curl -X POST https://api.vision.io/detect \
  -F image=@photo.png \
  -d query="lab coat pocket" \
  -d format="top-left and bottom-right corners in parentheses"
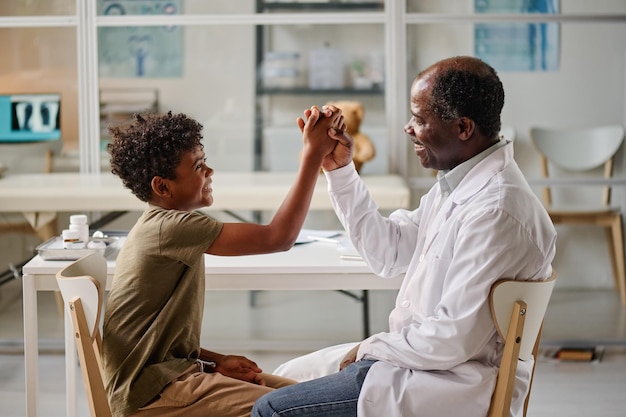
top-left (414, 253), bottom-right (451, 314)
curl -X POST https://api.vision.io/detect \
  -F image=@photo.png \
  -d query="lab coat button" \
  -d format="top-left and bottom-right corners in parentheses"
top-left (419, 254), bottom-right (425, 262)
top-left (401, 299), bottom-right (410, 308)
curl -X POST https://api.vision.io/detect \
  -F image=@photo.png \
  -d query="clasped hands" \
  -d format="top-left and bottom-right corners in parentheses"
top-left (297, 104), bottom-right (355, 172)
top-left (212, 354), bottom-right (267, 386)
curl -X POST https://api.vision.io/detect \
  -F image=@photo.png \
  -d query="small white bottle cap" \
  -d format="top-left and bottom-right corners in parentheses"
top-left (62, 229), bottom-right (85, 249)
top-left (70, 214), bottom-right (88, 225)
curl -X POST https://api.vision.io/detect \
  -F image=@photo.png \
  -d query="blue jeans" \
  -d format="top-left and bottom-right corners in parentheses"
top-left (251, 360), bottom-right (376, 417)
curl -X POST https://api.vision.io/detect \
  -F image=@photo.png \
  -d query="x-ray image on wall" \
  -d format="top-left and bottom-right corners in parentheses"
top-left (11, 96), bottom-right (60, 133)
top-left (0, 94), bottom-right (61, 142)
top-left (97, 0), bottom-right (183, 78)
top-left (474, 0), bottom-right (559, 72)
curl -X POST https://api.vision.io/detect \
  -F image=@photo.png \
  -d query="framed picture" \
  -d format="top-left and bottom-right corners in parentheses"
top-left (98, 0), bottom-right (183, 78)
top-left (474, 0), bottom-right (560, 72)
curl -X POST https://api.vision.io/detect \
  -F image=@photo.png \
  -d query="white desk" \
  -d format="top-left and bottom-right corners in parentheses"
top-left (22, 241), bottom-right (404, 417)
top-left (0, 171), bottom-right (410, 212)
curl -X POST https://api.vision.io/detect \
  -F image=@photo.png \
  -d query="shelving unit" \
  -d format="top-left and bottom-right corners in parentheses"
top-left (253, 0), bottom-right (385, 171)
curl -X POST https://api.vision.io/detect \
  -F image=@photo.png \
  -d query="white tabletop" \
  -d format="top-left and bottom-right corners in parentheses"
top-left (0, 171), bottom-right (410, 212)
top-left (22, 238), bottom-right (404, 291)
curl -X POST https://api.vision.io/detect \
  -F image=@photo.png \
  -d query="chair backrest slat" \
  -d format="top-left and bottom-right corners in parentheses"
top-left (490, 272), bottom-right (557, 360)
top-left (488, 270), bottom-right (557, 417)
top-left (56, 253), bottom-right (111, 417)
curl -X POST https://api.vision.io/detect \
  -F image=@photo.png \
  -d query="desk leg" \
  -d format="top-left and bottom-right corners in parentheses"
top-left (22, 274), bottom-right (38, 417)
top-left (362, 290), bottom-right (370, 339)
top-left (337, 290), bottom-right (371, 338)
top-left (64, 303), bottom-right (78, 417)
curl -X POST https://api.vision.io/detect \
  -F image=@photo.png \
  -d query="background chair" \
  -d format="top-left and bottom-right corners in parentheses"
top-left (488, 271), bottom-right (558, 417)
top-left (56, 253), bottom-right (111, 417)
top-left (530, 125), bottom-right (626, 307)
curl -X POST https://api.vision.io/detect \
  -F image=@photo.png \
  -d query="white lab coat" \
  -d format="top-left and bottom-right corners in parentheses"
top-left (325, 142), bottom-right (556, 417)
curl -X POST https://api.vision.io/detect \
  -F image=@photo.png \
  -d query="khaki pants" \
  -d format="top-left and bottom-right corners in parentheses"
top-left (131, 364), bottom-right (296, 417)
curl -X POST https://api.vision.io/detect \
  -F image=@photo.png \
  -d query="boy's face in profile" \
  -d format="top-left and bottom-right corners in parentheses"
top-left (166, 145), bottom-right (214, 211)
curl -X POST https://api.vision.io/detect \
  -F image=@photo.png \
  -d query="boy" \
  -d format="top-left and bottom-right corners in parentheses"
top-left (102, 108), bottom-right (345, 417)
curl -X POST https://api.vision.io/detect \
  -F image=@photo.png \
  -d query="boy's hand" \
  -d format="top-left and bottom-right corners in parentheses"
top-left (299, 106), bottom-right (344, 164)
top-left (296, 105), bottom-right (345, 132)
top-left (214, 354), bottom-right (266, 386)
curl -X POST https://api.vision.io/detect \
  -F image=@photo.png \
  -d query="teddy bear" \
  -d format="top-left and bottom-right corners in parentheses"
top-left (326, 100), bottom-right (376, 173)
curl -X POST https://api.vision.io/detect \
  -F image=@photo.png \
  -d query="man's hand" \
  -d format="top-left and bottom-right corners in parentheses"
top-left (339, 343), bottom-right (361, 371)
top-left (297, 105), bottom-right (354, 172)
top-left (214, 354), bottom-right (266, 386)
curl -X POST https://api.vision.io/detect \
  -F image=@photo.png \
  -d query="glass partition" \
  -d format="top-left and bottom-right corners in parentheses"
top-left (97, 17), bottom-right (388, 175)
top-left (257, 23), bottom-right (386, 174)
top-left (406, 18), bottom-right (626, 172)
top-left (0, 27), bottom-right (78, 174)
top-left (98, 24), bottom-right (257, 172)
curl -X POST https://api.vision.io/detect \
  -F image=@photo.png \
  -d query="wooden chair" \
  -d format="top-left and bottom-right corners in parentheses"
top-left (56, 252), bottom-right (112, 417)
top-left (530, 125), bottom-right (626, 306)
top-left (487, 271), bottom-right (557, 417)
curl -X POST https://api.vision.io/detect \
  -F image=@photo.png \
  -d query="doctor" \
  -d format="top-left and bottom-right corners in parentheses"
top-left (252, 56), bottom-right (557, 417)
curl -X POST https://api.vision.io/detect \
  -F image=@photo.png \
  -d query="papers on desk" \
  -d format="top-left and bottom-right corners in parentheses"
top-left (336, 237), bottom-right (363, 261)
top-left (295, 229), bottom-right (341, 244)
top-left (295, 229), bottom-right (363, 261)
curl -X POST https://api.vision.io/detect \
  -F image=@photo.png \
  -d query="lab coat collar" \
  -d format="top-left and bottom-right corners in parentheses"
top-left (422, 140), bottom-right (514, 256)
top-left (449, 140), bottom-right (514, 207)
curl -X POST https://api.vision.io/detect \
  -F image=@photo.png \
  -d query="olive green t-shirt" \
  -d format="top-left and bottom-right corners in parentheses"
top-left (102, 206), bottom-right (223, 417)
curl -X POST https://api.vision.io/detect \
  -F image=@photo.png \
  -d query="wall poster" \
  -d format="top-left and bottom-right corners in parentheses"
top-left (98, 0), bottom-right (183, 78)
top-left (474, 0), bottom-right (559, 72)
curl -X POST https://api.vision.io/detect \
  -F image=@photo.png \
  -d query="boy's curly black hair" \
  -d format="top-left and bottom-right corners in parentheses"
top-left (107, 111), bottom-right (204, 202)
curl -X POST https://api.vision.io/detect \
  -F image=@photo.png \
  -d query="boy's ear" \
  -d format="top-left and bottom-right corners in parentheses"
top-left (151, 176), bottom-right (171, 198)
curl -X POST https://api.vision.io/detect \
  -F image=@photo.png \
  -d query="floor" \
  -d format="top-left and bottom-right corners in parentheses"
top-left (1, 261), bottom-right (626, 416)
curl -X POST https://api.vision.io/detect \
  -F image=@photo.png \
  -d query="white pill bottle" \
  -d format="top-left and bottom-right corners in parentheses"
top-left (69, 214), bottom-right (89, 245)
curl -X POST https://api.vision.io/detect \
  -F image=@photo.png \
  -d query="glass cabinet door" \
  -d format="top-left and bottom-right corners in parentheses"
top-left (0, 0), bottom-right (78, 174)
top-left (256, 21), bottom-right (386, 174)
top-left (96, 1), bottom-right (388, 176)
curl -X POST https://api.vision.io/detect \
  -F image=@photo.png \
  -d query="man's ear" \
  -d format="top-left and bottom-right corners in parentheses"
top-left (151, 176), bottom-right (171, 198)
top-left (457, 117), bottom-right (475, 141)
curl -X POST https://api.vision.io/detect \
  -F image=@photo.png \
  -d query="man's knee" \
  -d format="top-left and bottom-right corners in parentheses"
top-left (251, 392), bottom-right (275, 417)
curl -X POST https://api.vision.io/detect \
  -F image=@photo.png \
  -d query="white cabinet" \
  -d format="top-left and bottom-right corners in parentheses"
top-left (254, 1), bottom-right (386, 171)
